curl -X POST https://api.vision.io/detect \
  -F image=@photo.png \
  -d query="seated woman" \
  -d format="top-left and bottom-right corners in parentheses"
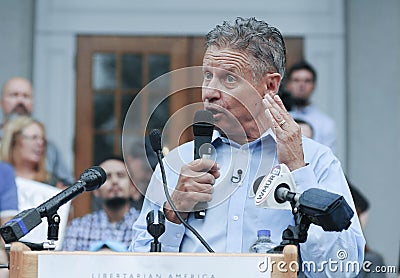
top-left (0, 116), bottom-right (59, 187)
top-left (0, 116), bottom-right (70, 250)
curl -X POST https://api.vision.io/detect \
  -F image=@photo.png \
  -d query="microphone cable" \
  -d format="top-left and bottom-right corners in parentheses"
top-left (149, 129), bottom-right (214, 253)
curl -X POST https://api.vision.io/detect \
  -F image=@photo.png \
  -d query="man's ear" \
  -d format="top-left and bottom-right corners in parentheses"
top-left (265, 73), bottom-right (282, 96)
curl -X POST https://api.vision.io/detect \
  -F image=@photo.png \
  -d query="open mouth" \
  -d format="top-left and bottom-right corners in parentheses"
top-left (205, 105), bottom-right (224, 117)
top-left (206, 109), bottom-right (223, 121)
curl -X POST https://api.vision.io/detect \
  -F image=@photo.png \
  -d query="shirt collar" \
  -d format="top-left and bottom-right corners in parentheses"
top-left (211, 128), bottom-right (277, 147)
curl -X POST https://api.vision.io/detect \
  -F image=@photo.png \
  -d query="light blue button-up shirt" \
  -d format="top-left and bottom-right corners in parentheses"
top-left (130, 129), bottom-right (364, 277)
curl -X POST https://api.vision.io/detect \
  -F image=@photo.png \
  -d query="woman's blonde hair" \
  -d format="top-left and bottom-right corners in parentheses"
top-left (0, 116), bottom-right (49, 182)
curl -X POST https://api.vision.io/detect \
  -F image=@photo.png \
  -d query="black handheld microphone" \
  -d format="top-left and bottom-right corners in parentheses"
top-left (193, 110), bottom-right (214, 160)
top-left (0, 166), bottom-right (107, 243)
top-left (149, 129), bottom-right (214, 252)
top-left (192, 110), bottom-right (214, 219)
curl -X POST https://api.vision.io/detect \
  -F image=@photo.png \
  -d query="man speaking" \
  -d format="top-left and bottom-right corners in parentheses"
top-left (130, 17), bottom-right (365, 277)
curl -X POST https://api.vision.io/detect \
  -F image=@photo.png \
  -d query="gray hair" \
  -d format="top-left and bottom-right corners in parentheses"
top-left (206, 17), bottom-right (286, 81)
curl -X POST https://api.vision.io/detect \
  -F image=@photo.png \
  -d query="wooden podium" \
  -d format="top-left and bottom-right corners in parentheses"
top-left (9, 242), bottom-right (297, 278)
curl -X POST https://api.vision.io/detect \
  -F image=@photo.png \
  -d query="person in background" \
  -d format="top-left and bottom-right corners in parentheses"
top-left (294, 118), bottom-right (314, 139)
top-left (0, 77), bottom-right (74, 186)
top-left (0, 162), bottom-right (18, 225)
top-left (348, 183), bottom-right (387, 278)
top-left (0, 116), bottom-right (60, 186)
top-left (62, 156), bottom-right (140, 251)
top-left (130, 17), bottom-right (364, 277)
top-left (125, 137), bottom-right (155, 210)
top-left (285, 61), bottom-right (337, 151)
top-left (0, 162), bottom-right (18, 278)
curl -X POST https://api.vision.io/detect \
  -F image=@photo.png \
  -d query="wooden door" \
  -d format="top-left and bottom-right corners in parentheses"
top-left (74, 36), bottom-right (205, 217)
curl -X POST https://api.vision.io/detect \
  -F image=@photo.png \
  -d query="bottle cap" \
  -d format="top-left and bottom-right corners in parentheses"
top-left (257, 229), bottom-right (271, 237)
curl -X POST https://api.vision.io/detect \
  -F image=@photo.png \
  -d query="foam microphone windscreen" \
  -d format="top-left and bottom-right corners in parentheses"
top-left (149, 129), bottom-right (162, 152)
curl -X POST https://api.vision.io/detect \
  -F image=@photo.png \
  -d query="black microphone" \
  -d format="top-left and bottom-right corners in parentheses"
top-left (252, 164), bottom-right (354, 247)
top-left (252, 175), bottom-right (354, 232)
top-left (275, 186), bottom-right (300, 204)
top-left (149, 129), bottom-right (162, 156)
top-left (0, 167), bottom-right (107, 243)
top-left (37, 166), bottom-right (106, 217)
top-left (192, 110), bottom-right (214, 219)
top-left (193, 110), bottom-right (214, 160)
top-left (149, 129), bottom-right (214, 252)
top-left (276, 187), bottom-right (354, 232)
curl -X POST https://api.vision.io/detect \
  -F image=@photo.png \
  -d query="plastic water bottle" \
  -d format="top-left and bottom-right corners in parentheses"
top-left (249, 229), bottom-right (277, 253)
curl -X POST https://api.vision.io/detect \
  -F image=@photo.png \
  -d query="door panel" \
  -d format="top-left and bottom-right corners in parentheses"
top-left (75, 36), bottom-right (203, 217)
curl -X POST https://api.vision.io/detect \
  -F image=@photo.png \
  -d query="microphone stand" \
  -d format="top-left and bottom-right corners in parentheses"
top-left (151, 237), bottom-right (161, 252)
top-left (280, 207), bottom-right (311, 246)
top-left (146, 210), bottom-right (165, 252)
top-left (25, 211), bottom-right (60, 251)
top-left (23, 210), bottom-right (60, 251)
top-left (0, 212), bottom-right (59, 271)
top-left (46, 212), bottom-right (60, 242)
top-left (270, 200), bottom-right (311, 253)
top-left (3, 211), bottom-right (60, 252)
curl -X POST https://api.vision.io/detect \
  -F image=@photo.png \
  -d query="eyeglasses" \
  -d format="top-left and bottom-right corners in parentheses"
top-left (20, 134), bottom-right (47, 144)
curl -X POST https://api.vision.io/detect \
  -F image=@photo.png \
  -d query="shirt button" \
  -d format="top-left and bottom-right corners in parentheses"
top-left (176, 233), bottom-right (181, 238)
top-left (233, 215), bottom-right (239, 221)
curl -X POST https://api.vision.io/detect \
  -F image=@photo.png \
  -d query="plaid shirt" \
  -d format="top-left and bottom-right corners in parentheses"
top-left (62, 207), bottom-right (139, 251)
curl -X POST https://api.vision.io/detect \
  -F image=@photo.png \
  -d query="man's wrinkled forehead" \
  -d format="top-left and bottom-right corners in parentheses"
top-left (203, 46), bottom-right (252, 74)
